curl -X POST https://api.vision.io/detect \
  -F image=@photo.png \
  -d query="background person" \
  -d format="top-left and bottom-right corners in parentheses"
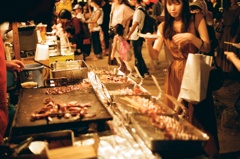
top-left (101, 0), bottom-right (111, 56)
top-left (108, 0), bottom-right (134, 65)
top-left (127, 0), bottom-right (150, 78)
top-left (73, 4), bottom-right (85, 21)
top-left (217, 0), bottom-right (240, 73)
top-left (85, 0), bottom-right (104, 60)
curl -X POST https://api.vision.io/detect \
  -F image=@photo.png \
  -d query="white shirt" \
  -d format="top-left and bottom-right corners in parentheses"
top-left (130, 6), bottom-right (145, 40)
top-left (110, 3), bottom-right (134, 27)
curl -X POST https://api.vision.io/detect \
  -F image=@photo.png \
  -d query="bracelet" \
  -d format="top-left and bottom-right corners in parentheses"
top-left (199, 39), bottom-right (204, 51)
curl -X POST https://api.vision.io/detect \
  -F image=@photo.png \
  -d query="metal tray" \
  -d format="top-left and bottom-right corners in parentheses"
top-left (113, 96), bottom-right (175, 121)
top-left (98, 74), bottom-right (134, 84)
top-left (50, 60), bottom-right (88, 82)
top-left (10, 87), bottom-right (113, 137)
top-left (128, 113), bottom-right (209, 155)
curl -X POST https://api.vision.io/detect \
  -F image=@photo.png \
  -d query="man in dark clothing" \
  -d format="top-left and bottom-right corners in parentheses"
top-left (101, 0), bottom-right (111, 55)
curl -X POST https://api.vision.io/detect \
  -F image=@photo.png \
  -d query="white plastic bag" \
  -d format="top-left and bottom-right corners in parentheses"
top-left (178, 53), bottom-right (213, 104)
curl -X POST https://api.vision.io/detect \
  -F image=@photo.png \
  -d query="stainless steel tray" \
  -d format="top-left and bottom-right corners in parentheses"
top-left (107, 84), bottom-right (151, 96)
top-left (113, 96), bottom-right (175, 122)
top-left (114, 96), bottom-right (174, 114)
top-left (128, 113), bottom-right (209, 155)
top-left (98, 74), bottom-right (134, 84)
top-left (50, 60), bottom-right (88, 82)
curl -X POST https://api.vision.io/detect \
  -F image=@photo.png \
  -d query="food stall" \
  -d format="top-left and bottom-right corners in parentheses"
top-left (1, 54), bottom-right (210, 159)
top-left (0, 15), bottom-right (209, 158)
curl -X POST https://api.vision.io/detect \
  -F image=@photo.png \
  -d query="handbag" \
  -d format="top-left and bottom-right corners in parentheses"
top-left (178, 53), bottom-right (213, 104)
top-left (208, 56), bottom-right (224, 91)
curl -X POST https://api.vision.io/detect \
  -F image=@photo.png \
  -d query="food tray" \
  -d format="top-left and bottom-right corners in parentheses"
top-left (128, 113), bottom-right (209, 156)
top-left (113, 96), bottom-right (175, 121)
top-left (108, 84), bottom-right (150, 95)
top-left (50, 60), bottom-right (88, 82)
top-left (97, 74), bottom-right (134, 84)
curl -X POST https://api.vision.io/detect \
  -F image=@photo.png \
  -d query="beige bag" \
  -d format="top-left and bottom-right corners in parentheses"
top-left (178, 53), bottom-right (213, 104)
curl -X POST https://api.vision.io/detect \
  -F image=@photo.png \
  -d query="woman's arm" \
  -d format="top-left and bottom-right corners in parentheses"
top-left (123, 15), bottom-right (133, 36)
top-left (146, 28), bottom-right (164, 60)
top-left (172, 14), bottom-right (211, 53)
top-left (195, 15), bottom-right (211, 53)
top-left (126, 21), bottom-right (138, 39)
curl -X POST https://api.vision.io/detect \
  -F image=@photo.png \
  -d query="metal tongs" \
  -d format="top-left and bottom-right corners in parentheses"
top-left (134, 66), bottom-right (143, 86)
top-left (101, 83), bottom-right (113, 105)
top-left (151, 75), bottom-right (162, 100)
top-left (166, 95), bottom-right (187, 118)
top-left (0, 136), bottom-right (35, 158)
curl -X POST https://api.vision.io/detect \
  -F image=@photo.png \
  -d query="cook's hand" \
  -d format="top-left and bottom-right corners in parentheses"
top-left (6, 60), bottom-right (25, 72)
top-left (224, 51), bottom-right (237, 61)
top-left (172, 33), bottom-right (192, 46)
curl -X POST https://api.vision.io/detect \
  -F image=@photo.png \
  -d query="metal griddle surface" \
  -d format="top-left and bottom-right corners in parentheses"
top-left (11, 87), bottom-right (112, 136)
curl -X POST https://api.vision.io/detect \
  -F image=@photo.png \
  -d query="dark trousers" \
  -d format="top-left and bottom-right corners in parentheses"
top-left (132, 38), bottom-right (149, 76)
top-left (91, 31), bottom-right (102, 55)
top-left (102, 28), bottom-right (110, 49)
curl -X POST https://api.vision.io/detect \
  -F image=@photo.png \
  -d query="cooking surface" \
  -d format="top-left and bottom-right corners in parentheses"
top-left (11, 87), bottom-right (112, 136)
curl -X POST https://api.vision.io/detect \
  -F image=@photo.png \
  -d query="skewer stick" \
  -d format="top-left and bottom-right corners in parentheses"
top-left (224, 41), bottom-right (235, 45)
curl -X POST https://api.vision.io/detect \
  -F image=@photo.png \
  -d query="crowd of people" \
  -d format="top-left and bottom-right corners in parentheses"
top-left (0, 0), bottom-right (239, 158)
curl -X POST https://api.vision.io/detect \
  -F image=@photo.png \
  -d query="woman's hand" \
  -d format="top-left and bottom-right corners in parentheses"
top-left (172, 33), bottom-right (193, 46)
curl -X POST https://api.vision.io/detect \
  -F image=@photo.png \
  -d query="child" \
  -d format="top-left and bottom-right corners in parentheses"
top-left (110, 24), bottom-right (132, 74)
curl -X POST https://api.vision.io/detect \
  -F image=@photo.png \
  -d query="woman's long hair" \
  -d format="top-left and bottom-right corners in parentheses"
top-left (163, 0), bottom-right (191, 40)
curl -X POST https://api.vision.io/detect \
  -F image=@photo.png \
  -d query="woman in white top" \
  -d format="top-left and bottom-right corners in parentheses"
top-left (86, 0), bottom-right (104, 59)
top-left (110, 0), bottom-right (134, 35)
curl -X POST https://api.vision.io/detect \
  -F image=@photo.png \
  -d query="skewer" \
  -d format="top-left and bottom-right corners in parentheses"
top-left (224, 41), bottom-right (235, 45)
top-left (224, 41), bottom-right (240, 48)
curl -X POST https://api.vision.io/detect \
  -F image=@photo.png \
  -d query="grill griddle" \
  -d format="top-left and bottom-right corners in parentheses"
top-left (11, 87), bottom-right (112, 136)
